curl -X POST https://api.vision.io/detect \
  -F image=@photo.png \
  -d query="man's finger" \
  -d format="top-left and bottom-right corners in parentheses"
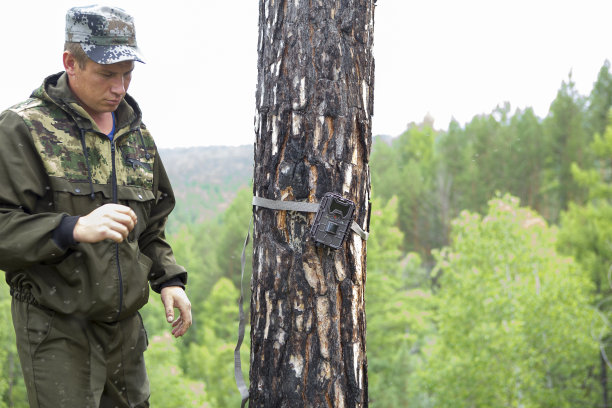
top-left (107, 211), bottom-right (136, 232)
top-left (160, 287), bottom-right (192, 337)
top-left (176, 307), bottom-right (192, 337)
top-left (171, 316), bottom-right (182, 336)
top-left (118, 206), bottom-right (138, 225)
top-left (172, 316), bottom-right (189, 337)
top-left (178, 301), bottom-right (192, 323)
top-left (160, 292), bottom-right (175, 322)
top-left (166, 306), bottom-right (174, 323)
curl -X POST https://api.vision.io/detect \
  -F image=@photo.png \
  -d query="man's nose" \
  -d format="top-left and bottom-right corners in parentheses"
top-left (110, 77), bottom-right (126, 95)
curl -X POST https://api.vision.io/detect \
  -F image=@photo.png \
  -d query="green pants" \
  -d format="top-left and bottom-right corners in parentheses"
top-left (11, 299), bottom-right (150, 408)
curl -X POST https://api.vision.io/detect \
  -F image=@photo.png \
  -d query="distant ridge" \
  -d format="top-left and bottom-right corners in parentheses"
top-left (159, 145), bottom-right (253, 232)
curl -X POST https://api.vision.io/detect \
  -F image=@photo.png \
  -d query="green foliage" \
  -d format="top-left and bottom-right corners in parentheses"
top-left (366, 196), bottom-right (404, 275)
top-left (146, 333), bottom-right (208, 408)
top-left (197, 277), bottom-right (241, 344)
top-left (558, 203), bottom-right (612, 295)
top-left (395, 123), bottom-right (442, 256)
top-left (185, 278), bottom-right (249, 407)
top-left (558, 119), bottom-right (612, 401)
top-left (586, 60), bottom-right (612, 138)
top-left (168, 219), bottom-right (224, 310)
top-left (438, 118), bottom-right (479, 216)
top-left (423, 195), bottom-right (597, 407)
top-left (135, 186), bottom-right (254, 407)
top-left (370, 136), bottom-right (400, 202)
top-left (366, 195), bottom-right (434, 407)
top-left (367, 256), bottom-right (431, 406)
top-left (214, 187), bottom-right (254, 290)
top-left (506, 107), bottom-right (546, 210)
top-left (542, 72), bottom-right (590, 221)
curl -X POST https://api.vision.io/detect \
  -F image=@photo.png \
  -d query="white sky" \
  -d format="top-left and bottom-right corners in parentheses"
top-left (1, 1), bottom-right (611, 148)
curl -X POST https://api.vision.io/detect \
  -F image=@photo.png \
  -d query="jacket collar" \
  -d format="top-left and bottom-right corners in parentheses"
top-left (32, 72), bottom-right (143, 133)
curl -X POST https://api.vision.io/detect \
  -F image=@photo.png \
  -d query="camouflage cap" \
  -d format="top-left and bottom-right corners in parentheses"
top-left (65, 5), bottom-right (144, 64)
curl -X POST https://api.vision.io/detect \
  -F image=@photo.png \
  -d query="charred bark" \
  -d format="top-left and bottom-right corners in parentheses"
top-left (250, 0), bottom-right (375, 407)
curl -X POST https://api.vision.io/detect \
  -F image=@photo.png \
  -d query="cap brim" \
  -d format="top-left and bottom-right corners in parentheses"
top-left (82, 44), bottom-right (145, 65)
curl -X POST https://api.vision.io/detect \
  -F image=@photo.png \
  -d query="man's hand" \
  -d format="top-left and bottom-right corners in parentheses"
top-left (161, 286), bottom-right (192, 338)
top-left (73, 204), bottom-right (137, 243)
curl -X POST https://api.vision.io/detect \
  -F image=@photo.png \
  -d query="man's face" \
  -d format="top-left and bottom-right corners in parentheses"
top-left (67, 57), bottom-right (135, 116)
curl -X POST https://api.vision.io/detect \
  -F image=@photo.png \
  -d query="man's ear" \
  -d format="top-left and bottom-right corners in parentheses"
top-left (63, 51), bottom-right (77, 76)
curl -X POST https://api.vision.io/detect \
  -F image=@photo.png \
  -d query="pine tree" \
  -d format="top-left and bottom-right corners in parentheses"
top-left (542, 72), bottom-right (589, 222)
top-left (586, 60), bottom-right (612, 138)
top-left (249, 0), bottom-right (375, 406)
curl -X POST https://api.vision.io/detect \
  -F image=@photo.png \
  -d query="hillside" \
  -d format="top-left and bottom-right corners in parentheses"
top-left (159, 145), bottom-right (253, 232)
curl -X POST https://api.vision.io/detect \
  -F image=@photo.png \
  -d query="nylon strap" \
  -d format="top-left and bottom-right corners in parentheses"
top-left (234, 217), bottom-right (252, 408)
top-left (234, 196), bottom-right (368, 407)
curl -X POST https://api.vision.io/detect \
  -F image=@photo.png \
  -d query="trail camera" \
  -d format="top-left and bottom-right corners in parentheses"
top-left (310, 192), bottom-right (356, 249)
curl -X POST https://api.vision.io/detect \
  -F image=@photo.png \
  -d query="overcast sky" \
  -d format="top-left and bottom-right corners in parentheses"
top-left (1, 1), bottom-right (612, 148)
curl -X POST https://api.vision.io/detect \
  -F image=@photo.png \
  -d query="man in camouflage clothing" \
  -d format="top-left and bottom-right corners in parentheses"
top-left (0, 5), bottom-right (192, 407)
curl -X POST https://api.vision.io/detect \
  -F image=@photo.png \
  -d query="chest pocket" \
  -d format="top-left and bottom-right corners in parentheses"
top-left (116, 131), bottom-right (155, 190)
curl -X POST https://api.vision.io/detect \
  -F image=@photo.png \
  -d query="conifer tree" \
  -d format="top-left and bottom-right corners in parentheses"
top-left (249, 0), bottom-right (375, 406)
top-left (543, 73), bottom-right (588, 221)
top-left (587, 60), bottom-right (612, 138)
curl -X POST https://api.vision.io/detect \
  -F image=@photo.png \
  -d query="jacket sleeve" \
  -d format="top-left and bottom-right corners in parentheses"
top-left (0, 110), bottom-right (71, 271)
top-left (138, 149), bottom-right (187, 292)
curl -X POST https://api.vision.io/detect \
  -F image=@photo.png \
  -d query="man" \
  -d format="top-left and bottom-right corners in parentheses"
top-left (0, 5), bottom-right (191, 407)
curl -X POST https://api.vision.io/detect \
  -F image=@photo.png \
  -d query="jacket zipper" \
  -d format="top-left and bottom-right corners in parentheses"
top-left (111, 140), bottom-right (124, 320)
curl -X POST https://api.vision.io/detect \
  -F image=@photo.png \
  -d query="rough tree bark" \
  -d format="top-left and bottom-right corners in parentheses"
top-left (250, 0), bottom-right (375, 407)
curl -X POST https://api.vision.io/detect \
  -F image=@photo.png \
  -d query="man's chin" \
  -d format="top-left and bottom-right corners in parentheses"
top-left (103, 100), bottom-right (122, 111)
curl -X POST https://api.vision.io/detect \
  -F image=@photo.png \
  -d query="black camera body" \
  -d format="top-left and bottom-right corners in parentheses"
top-left (310, 192), bottom-right (356, 249)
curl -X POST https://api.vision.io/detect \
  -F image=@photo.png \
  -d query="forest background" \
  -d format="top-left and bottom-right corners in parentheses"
top-left (3, 61), bottom-right (612, 406)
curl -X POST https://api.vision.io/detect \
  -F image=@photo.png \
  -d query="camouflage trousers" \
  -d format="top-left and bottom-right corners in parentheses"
top-left (11, 299), bottom-right (150, 408)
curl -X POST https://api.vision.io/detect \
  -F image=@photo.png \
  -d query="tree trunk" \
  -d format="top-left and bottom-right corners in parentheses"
top-left (250, 0), bottom-right (374, 406)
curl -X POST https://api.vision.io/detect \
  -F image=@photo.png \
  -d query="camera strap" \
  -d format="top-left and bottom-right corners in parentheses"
top-left (251, 196), bottom-right (369, 241)
top-left (234, 196), bottom-right (368, 406)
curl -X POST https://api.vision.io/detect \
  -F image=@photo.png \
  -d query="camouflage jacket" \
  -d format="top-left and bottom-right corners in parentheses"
top-left (0, 72), bottom-right (186, 322)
